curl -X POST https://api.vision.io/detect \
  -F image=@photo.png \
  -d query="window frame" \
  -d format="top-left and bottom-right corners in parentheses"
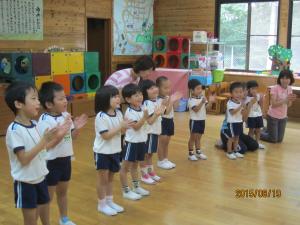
top-left (215, 0), bottom-right (280, 72)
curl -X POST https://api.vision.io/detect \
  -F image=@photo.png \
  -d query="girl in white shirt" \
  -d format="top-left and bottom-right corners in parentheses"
top-left (93, 85), bottom-right (132, 216)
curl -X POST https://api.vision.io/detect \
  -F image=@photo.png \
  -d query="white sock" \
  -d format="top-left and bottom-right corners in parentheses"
top-left (99, 198), bottom-right (106, 208)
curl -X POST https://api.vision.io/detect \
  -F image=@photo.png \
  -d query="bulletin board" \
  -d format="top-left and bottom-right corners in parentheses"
top-left (0, 0), bottom-right (43, 40)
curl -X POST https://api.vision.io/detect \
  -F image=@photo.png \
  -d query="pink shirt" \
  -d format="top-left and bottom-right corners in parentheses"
top-left (268, 85), bottom-right (293, 119)
top-left (104, 68), bottom-right (140, 89)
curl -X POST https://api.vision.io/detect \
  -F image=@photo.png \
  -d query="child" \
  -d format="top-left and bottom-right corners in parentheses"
top-left (225, 82), bottom-right (246, 160)
top-left (120, 83), bottom-right (150, 200)
top-left (187, 79), bottom-right (213, 161)
top-left (246, 80), bottom-right (265, 149)
top-left (156, 76), bottom-right (182, 169)
top-left (5, 81), bottom-right (59, 225)
top-left (139, 79), bottom-right (165, 184)
top-left (261, 70), bottom-right (297, 143)
top-left (37, 82), bottom-right (88, 225)
top-left (93, 85), bottom-right (133, 216)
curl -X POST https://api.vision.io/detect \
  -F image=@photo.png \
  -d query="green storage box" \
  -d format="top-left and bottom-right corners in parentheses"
top-left (84, 52), bottom-right (99, 72)
top-left (181, 53), bottom-right (198, 69)
top-left (85, 71), bottom-right (101, 93)
top-left (153, 35), bottom-right (167, 53)
top-left (212, 69), bottom-right (224, 83)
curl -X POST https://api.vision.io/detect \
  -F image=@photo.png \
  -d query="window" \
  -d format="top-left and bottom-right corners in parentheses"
top-left (288, 0), bottom-right (300, 73)
top-left (217, 0), bottom-right (279, 71)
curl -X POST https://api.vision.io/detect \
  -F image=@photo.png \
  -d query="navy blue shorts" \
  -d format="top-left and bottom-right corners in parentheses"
top-left (123, 142), bottom-right (146, 162)
top-left (46, 156), bottom-right (72, 186)
top-left (161, 118), bottom-right (174, 136)
top-left (14, 179), bottom-right (50, 208)
top-left (228, 122), bottom-right (243, 137)
top-left (189, 120), bottom-right (205, 134)
top-left (94, 152), bottom-right (121, 172)
top-left (146, 134), bottom-right (158, 154)
top-left (247, 116), bottom-right (264, 129)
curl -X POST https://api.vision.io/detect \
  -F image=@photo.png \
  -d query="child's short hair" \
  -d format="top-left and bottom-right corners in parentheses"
top-left (5, 81), bottom-right (36, 115)
top-left (139, 79), bottom-right (156, 101)
top-left (188, 79), bottom-right (202, 90)
top-left (156, 76), bottom-right (168, 87)
top-left (230, 82), bottom-right (244, 93)
top-left (122, 83), bottom-right (141, 103)
top-left (133, 55), bottom-right (155, 74)
top-left (277, 70), bottom-right (295, 85)
top-left (39, 81), bottom-right (64, 109)
top-left (247, 80), bottom-right (259, 90)
top-left (95, 85), bottom-right (119, 113)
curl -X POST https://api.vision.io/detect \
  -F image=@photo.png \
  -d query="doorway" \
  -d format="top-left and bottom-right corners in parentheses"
top-left (87, 18), bottom-right (111, 84)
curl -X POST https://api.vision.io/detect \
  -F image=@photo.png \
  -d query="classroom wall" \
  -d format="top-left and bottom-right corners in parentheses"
top-left (0, 0), bottom-right (138, 73)
top-left (154, 0), bottom-right (290, 47)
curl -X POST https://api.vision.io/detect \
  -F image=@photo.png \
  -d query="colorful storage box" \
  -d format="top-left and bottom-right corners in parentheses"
top-left (53, 74), bottom-right (70, 96)
top-left (32, 53), bottom-right (51, 76)
top-left (167, 53), bottom-right (180, 68)
top-left (35, 75), bottom-right (53, 90)
top-left (12, 53), bottom-right (33, 79)
top-left (189, 72), bottom-right (212, 86)
top-left (51, 52), bottom-right (69, 75)
top-left (0, 53), bottom-right (12, 78)
top-left (85, 71), bottom-right (101, 93)
top-left (70, 73), bottom-right (86, 95)
top-left (153, 35), bottom-right (167, 53)
top-left (153, 53), bottom-right (167, 67)
top-left (212, 69), bottom-right (224, 83)
top-left (84, 52), bottom-right (99, 72)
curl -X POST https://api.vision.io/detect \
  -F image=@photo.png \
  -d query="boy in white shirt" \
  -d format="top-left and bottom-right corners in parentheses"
top-left (120, 83), bottom-right (150, 200)
top-left (246, 80), bottom-right (265, 149)
top-left (5, 81), bottom-right (59, 225)
top-left (37, 82), bottom-right (87, 225)
top-left (187, 79), bottom-right (214, 161)
top-left (226, 82), bottom-right (246, 160)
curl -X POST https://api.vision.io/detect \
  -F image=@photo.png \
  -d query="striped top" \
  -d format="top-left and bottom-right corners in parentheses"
top-left (104, 68), bottom-right (140, 89)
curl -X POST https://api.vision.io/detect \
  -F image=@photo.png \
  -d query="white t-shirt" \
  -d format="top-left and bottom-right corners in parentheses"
top-left (245, 94), bottom-right (262, 118)
top-left (37, 112), bottom-right (74, 160)
top-left (143, 99), bottom-right (162, 135)
top-left (6, 121), bottom-right (48, 184)
top-left (124, 106), bottom-right (147, 143)
top-left (93, 110), bottom-right (123, 154)
top-left (157, 96), bottom-right (174, 119)
top-left (188, 96), bottom-right (207, 120)
top-left (226, 99), bottom-right (243, 123)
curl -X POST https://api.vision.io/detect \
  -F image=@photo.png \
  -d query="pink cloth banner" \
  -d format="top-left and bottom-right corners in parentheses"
top-left (148, 68), bottom-right (190, 98)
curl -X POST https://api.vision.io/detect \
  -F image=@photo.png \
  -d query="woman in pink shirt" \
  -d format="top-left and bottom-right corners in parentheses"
top-left (105, 55), bottom-right (155, 89)
top-left (261, 70), bottom-right (297, 143)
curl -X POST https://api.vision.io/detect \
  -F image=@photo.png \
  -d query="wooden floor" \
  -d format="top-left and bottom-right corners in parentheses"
top-left (1, 113), bottom-right (300, 225)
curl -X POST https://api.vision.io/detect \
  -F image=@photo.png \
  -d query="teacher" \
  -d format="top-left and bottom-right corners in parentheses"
top-left (104, 55), bottom-right (155, 89)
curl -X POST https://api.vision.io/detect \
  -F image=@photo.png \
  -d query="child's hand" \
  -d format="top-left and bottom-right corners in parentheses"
top-left (43, 127), bottom-right (59, 143)
top-left (208, 94), bottom-right (216, 103)
top-left (250, 97), bottom-right (257, 105)
top-left (74, 114), bottom-right (88, 130)
top-left (161, 96), bottom-right (170, 106)
top-left (201, 96), bottom-right (207, 104)
top-left (288, 93), bottom-right (297, 102)
top-left (154, 105), bottom-right (165, 116)
top-left (143, 109), bottom-right (149, 119)
top-left (121, 119), bottom-right (134, 129)
top-left (170, 92), bottom-right (182, 103)
top-left (57, 117), bottom-right (73, 136)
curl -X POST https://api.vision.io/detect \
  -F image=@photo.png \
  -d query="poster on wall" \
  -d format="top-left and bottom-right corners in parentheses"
top-left (0, 0), bottom-right (43, 40)
top-left (113, 0), bottom-right (154, 55)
